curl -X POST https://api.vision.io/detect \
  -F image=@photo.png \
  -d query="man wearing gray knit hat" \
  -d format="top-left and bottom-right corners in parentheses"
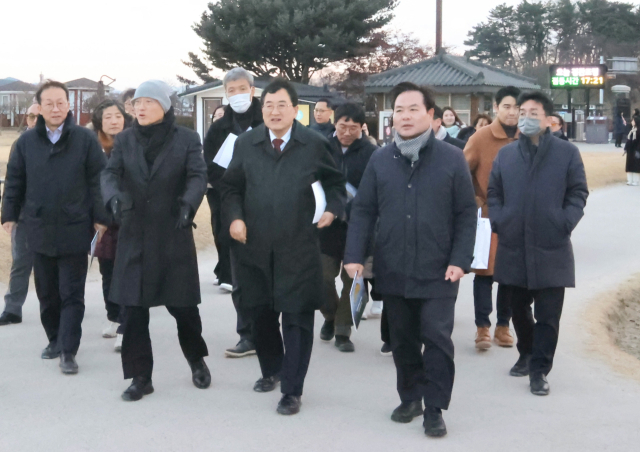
top-left (102, 78), bottom-right (211, 401)
top-left (132, 80), bottom-right (172, 113)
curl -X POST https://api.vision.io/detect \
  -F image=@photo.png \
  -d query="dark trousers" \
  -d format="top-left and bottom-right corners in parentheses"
top-left (121, 305), bottom-right (209, 380)
top-left (319, 254), bottom-right (353, 337)
top-left (33, 253), bottom-right (88, 355)
top-left (251, 306), bottom-right (315, 396)
top-left (384, 295), bottom-right (456, 410)
top-left (3, 220), bottom-right (34, 317)
top-left (230, 250), bottom-right (254, 343)
top-left (473, 275), bottom-right (512, 328)
top-left (98, 258), bottom-right (124, 332)
top-left (381, 301), bottom-right (390, 344)
top-left (505, 285), bottom-right (564, 375)
top-left (615, 133), bottom-right (624, 147)
top-left (206, 189), bottom-right (232, 285)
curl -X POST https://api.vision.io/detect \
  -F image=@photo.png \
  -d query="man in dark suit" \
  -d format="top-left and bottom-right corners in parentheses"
top-left (221, 79), bottom-right (346, 415)
top-left (432, 106), bottom-right (466, 149)
top-left (344, 82), bottom-right (477, 438)
top-left (488, 91), bottom-right (588, 396)
top-left (2, 80), bottom-right (109, 374)
top-left (318, 102), bottom-right (377, 352)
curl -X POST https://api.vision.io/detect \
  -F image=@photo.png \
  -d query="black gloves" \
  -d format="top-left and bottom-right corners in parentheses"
top-left (176, 203), bottom-right (194, 229)
top-left (110, 196), bottom-right (122, 224)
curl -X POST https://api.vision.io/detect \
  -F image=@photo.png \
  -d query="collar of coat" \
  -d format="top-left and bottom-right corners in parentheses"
top-left (216, 97), bottom-right (263, 132)
top-left (35, 111), bottom-right (76, 148)
top-left (490, 118), bottom-right (520, 140)
top-left (517, 128), bottom-right (553, 168)
top-left (252, 120), bottom-right (309, 147)
top-left (330, 135), bottom-right (368, 155)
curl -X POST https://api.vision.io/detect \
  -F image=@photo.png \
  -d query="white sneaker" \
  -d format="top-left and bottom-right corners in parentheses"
top-left (369, 301), bottom-right (383, 318)
top-left (102, 322), bottom-right (120, 338)
top-left (114, 334), bottom-right (123, 352)
top-left (220, 283), bottom-right (233, 292)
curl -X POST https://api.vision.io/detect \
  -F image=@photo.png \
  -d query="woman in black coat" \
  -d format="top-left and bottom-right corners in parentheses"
top-left (101, 80), bottom-right (210, 401)
top-left (624, 116), bottom-right (640, 185)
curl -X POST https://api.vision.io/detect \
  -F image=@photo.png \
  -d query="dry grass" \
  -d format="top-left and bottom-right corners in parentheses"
top-left (0, 130), bottom-right (628, 284)
top-left (581, 151), bottom-right (627, 189)
top-left (584, 274), bottom-right (640, 382)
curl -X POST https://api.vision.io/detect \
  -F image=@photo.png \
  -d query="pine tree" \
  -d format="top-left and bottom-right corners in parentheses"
top-left (180, 0), bottom-right (397, 84)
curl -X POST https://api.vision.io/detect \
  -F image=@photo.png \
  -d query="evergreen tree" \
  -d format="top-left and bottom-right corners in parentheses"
top-left (180, 0), bottom-right (397, 84)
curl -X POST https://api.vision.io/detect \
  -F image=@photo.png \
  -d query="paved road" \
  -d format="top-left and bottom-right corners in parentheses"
top-left (1, 184), bottom-right (640, 451)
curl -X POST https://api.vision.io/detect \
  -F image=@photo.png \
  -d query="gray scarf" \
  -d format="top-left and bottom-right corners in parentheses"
top-left (394, 129), bottom-right (431, 162)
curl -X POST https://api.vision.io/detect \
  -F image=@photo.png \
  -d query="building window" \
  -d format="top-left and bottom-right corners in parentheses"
top-left (384, 94), bottom-right (393, 110)
top-left (434, 94), bottom-right (450, 108)
top-left (451, 94), bottom-right (471, 126)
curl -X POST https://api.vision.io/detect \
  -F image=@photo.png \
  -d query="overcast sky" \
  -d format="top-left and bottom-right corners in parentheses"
top-left (1, 0), bottom-right (636, 90)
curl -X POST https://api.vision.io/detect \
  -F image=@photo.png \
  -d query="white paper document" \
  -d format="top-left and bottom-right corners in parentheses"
top-left (471, 208), bottom-right (492, 270)
top-left (311, 181), bottom-right (326, 224)
top-left (213, 133), bottom-right (238, 169)
top-left (345, 182), bottom-right (358, 200)
top-left (90, 231), bottom-right (99, 268)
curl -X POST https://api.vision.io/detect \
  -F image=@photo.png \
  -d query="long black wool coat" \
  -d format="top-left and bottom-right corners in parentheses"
top-left (220, 121), bottom-right (346, 314)
top-left (101, 125), bottom-right (207, 308)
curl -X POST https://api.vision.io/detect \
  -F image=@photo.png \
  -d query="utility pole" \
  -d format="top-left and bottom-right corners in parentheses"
top-left (436, 0), bottom-right (443, 54)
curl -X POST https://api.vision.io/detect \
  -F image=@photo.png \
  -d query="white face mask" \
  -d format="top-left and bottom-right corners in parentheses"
top-left (228, 93), bottom-right (252, 114)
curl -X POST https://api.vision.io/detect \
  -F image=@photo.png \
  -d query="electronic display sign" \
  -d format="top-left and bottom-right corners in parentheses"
top-left (549, 64), bottom-right (607, 89)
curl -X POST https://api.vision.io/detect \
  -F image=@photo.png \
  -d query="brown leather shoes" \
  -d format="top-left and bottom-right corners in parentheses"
top-left (475, 327), bottom-right (492, 350)
top-left (494, 326), bottom-right (514, 347)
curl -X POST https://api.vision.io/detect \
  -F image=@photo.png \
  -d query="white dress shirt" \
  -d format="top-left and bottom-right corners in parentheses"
top-left (46, 124), bottom-right (64, 144)
top-left (269, 127), bottom-right (293, 150)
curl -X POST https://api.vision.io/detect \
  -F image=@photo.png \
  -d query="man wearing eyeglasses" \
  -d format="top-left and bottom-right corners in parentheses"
top-left (221, 79), bottom-right (346, 416)
top-left (311, 98), bottom-right (335, 139)
top-left (1, 80), bottom-right (108, 375)
top-left (488, 91), bottom-right (588, 396)
top-left (317, 102), bottom-right (377, 352)
top-left (0, 104), bottom-right (40, 327)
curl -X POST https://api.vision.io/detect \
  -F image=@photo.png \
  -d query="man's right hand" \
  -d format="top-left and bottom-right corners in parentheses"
top-left (3, 222), bottom-right (15, 235)
top-left (344, 263), bottom-right (364, 279)
top-left (230, 219), bottom-right (247, 244)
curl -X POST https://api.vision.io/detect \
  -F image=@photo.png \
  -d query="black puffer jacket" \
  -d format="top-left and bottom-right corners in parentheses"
top-left (2, 112), bottom-right (108, 256)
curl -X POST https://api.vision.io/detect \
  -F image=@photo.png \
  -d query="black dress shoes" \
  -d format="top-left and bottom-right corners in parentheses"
top-left (335, 335), bottom-right (355, 352)
top-left (391, 400), bottom-right (423, 423)
top-left (530, 372), bottom-right (550, 396)
top-left (59, 353), bottom-right (78, 374)
top-left (224, 339), bottom-right (256, 358)
top-left (189, 358), bottom-right (211, 389)
top-left (423, 406), bottom-right (447, 438)
top-left (41, 344), bottom-right (60, 360)
top-left (277, 394), bottom-right (302, 415)
top-left (0, 312), bottom-right (22, 326)
top-left (320, 320), bottom-right (335, 341)
top-left (253, 375), bottom-right (280, 392)
top-left (509, 354), bottom-right (531, 377)
top-left (122, 377), bottom-right (154, 402)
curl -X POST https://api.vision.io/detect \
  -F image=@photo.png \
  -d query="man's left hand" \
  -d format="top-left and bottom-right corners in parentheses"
top-left (94, 223), bottom-right (108, 243)
top-left (445, 265), bottom-right (465, 283)
top-left (317, 212), bottom-right (336, 229)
